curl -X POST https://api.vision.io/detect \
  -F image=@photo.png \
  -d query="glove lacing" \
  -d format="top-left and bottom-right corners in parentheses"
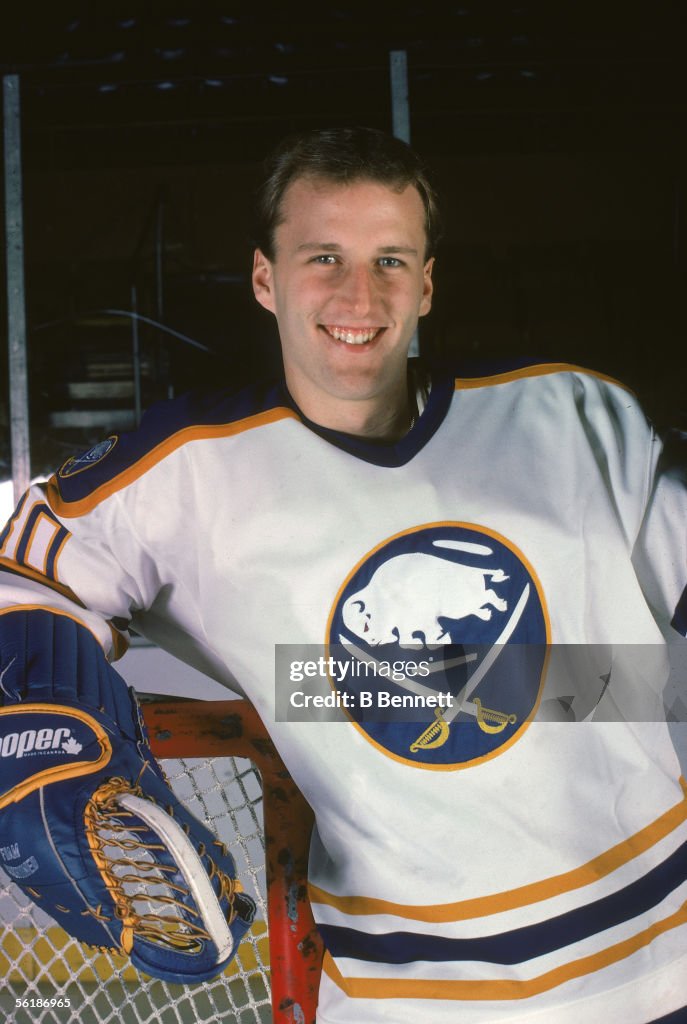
top-left (84, 776), bottom-right (240, 957)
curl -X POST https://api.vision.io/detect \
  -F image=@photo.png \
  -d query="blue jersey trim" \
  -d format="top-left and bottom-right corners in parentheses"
top-left (285, 374), bottom-right (455, 468)
top-left (318, 839), bottom-right (687, 965)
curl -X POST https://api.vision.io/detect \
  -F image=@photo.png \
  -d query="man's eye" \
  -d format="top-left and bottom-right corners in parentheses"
top-left (378, 256), bottom-right (403, 268)
top-left (312, 255), bottom-right (338, 265)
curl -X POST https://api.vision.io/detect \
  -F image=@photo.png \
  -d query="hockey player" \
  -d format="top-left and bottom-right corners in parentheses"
top-left (1, 127), bottom-right (686, 1022)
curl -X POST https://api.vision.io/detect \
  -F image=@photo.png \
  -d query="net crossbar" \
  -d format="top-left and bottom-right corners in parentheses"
top-left (0, 699), bottom-right (322, 1024)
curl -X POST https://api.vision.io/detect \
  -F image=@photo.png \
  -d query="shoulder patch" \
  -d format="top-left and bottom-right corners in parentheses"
top-left (58, 436), bottom-right (118, 479)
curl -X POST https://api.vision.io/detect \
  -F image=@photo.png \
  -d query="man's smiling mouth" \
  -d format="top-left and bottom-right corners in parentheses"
top-left (322, 325), bottom-right (383, 345)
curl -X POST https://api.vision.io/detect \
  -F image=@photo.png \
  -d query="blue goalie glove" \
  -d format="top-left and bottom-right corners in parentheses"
top-left (0, 609), bottom-right (256, 983)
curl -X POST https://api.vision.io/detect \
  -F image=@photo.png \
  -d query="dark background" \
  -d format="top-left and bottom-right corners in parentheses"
top-left (1, 2), bottom-right (685, 478)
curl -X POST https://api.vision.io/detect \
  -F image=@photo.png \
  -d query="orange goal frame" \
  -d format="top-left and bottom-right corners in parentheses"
top-left (144, 698), bottom-right (323, 1024)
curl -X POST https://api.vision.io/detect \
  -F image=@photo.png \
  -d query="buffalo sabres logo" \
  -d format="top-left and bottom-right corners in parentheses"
top-left (327, 523), bottom-right (549, 769)
top-left (59, 436), bottom-right (118, 479)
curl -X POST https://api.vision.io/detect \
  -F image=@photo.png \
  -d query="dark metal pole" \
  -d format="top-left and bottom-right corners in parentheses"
top-left (389, 50), bottom-right (418, 357)
top-left (3, 74), bottom-right (30, 504)
top-left (389, 49), bottom-right (411, 144)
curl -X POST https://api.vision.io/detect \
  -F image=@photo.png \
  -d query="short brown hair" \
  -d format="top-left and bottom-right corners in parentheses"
top-left (253, 126), bottom-right (441, 261)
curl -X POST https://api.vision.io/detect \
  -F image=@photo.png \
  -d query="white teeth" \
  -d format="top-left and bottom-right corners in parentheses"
top-left (326, 327), bottom-right (379, 345)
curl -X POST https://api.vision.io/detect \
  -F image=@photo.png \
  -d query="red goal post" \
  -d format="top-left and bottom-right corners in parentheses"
top-left (144, 697), bottom-right (323, 1024)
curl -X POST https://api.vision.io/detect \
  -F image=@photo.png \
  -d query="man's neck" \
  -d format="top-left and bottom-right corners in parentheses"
top-left (288, 379), bottom-right (415, 442)
top-left (327, 398), bottom-right (413, 441)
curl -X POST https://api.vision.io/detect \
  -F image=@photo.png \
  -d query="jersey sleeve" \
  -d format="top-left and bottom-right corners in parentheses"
top-left (0, 393), bottom-right (199, 664)
top-left (632, 428), bottom-right (687, 638)
top-left (0, 386), bottom-right (281, 690)
top-left (0, 472), bottom-right (161, 659)
top-left (0, 396), bottom-right (206, 658)
top-left (0, 466), bottom-right (224, 691)
top-left (0, 475), bottom-right (132, 651)
top-left (574, 369), bottom-right (687, 639)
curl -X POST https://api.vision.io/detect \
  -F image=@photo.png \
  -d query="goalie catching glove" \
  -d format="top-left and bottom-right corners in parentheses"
top-left (0, 609), bottom-right (256, 983)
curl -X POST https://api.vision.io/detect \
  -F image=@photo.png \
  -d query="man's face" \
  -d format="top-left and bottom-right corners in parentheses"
top-left (252, 176), bottom-right (434, 425)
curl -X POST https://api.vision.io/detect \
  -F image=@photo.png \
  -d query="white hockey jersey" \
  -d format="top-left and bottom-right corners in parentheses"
top-left (1, 362), bottom-right (686, 1023)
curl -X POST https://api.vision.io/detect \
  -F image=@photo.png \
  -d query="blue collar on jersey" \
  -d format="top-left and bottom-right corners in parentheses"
top-left (276, 365), bottom-right (455, 469)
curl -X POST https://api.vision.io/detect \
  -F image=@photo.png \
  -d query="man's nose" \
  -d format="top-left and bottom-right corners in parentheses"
top-left (340, 265), bottom-right (376, 315)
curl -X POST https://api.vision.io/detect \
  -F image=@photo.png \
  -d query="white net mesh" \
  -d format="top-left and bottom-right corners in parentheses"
top-left (0, 756), bottom-right (271, 1024)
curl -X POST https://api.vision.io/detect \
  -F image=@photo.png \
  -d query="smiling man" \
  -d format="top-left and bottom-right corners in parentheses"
top-left (0, 128), bottom-right (686, 1024)
top-left (252, 163), bottom-right (435, 438)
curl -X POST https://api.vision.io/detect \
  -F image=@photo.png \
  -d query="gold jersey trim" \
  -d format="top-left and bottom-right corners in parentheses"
top-left (310, 778), bottom-right (687, 922)
top-left (454, 362), bottom-right (632, 393)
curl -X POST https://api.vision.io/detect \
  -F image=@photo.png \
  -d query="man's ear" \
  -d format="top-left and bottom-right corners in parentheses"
top-left (419, 257), bottom-right (435, 318)
top-left (252, 249), bottom-right (276, 313)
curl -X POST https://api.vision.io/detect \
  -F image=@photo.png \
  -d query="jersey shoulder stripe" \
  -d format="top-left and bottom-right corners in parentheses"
top-left (47, 382), bottom-right (296, 515)
top-left (453, 360), bottom-right (633, 393)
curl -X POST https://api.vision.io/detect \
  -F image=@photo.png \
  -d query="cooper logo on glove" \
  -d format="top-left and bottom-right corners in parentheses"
top-left (0, 707), bottom-right (111, 805)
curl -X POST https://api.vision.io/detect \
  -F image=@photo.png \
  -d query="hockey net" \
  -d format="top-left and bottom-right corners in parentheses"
top-left (0, 699), bottom-right (322, 1024)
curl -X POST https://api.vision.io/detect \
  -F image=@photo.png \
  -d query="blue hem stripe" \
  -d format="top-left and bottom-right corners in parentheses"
top-left (319, 840), bottom-right (687, 965)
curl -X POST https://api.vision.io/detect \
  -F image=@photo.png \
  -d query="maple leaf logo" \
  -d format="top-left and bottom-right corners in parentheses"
top-left (62, 736), bottom-right (83, 755)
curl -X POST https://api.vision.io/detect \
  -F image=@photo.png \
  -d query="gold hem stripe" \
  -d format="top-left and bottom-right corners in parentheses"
top-left (310, 780), bottom-right (687, 923)
top-left (322, 898), bottom-right (687, 1000)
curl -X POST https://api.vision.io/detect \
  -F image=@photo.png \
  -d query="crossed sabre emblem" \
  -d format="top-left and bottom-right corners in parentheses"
top-left (338, 584), bottom-right (530, 752)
